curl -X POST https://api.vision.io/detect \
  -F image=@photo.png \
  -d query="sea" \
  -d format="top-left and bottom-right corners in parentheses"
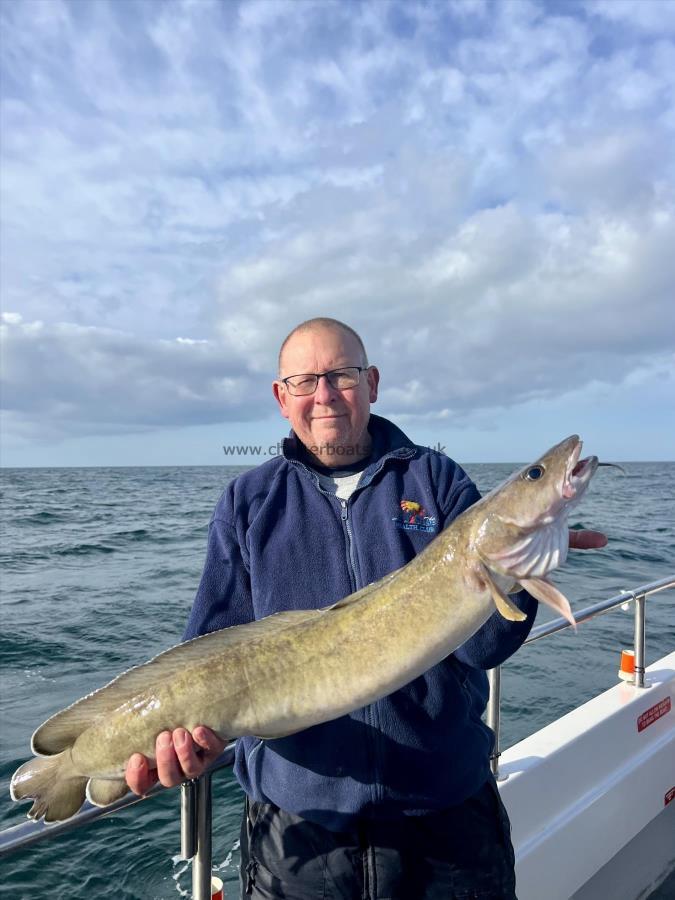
top-left (1, 462), bottom-right (674, 899)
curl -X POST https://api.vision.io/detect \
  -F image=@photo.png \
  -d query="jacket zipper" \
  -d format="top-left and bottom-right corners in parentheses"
top-left (339, 497), bottom-right (359, 593)
top-left (340, 494), bottom-right (382, 808)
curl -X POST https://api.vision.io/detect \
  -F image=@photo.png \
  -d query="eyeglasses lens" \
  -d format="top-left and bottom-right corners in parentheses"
top-left (286, 368), bottom-right (361, 396)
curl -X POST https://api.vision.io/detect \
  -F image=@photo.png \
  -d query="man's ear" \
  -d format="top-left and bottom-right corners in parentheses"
top-left (272, 381), bottom-right (291, 419)
top-left (367, 366), bottom-right (380, 403)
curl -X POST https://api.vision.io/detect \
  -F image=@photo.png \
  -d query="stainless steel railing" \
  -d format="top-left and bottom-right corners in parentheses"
top-left (487, 574), bottom-right (675, 776)
top-left (1, 576), bottom-right (673, 899)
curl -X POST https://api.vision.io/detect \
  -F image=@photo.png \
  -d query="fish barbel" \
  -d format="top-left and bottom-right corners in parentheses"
top-left (11, 434), bottom-right (599, 823)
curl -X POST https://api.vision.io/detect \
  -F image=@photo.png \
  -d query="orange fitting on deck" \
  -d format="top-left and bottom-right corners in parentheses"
top-left (618, 649), bottom-right (636, 681)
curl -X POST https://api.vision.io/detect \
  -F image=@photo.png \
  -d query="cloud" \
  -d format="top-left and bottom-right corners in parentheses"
top-left (0, 313), bottom-right (269, 442)
top-left (212, 193), bottom-right (675, 419)
top-left (586, 0), bottom-right (675, 36)
top-left (1, 0), bottom-right (674, 456)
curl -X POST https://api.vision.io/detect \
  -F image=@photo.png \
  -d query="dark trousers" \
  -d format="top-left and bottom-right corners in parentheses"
top-left (239, 780), bottom-right (517, 899)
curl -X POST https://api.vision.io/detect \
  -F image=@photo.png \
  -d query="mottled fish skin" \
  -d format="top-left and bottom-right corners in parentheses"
top-left (11, 435), bottom-right (598, 823)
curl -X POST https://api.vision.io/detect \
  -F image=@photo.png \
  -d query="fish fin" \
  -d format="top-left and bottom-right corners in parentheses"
top-left (31, 607), bottom-right (332, 755)
top-left (11, 753), bottom-right (88, 823)
top-left (325, 573), bottom-right (395, 611)
top-left (520, 576), bottom-right (577, 631)
top-left (479, 565), bottom-right (527, 622)
top-left (86, 778), bottom-right (130, 807)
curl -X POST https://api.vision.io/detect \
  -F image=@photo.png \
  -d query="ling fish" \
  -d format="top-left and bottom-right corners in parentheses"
top-left (12, 434), bottom-right (600, 823)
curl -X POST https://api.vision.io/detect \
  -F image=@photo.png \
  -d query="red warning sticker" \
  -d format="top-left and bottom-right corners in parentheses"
top-left (637, 697), bottom-right (671, 732)
top-left (666, 787), bottom-right (675, 807)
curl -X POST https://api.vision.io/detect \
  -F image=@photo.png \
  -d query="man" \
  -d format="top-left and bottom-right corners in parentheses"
top-left (126, 318), bottom-right (606, 898)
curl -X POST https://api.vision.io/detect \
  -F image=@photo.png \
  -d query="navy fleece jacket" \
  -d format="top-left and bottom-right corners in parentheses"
top-left (184, 414), bottom-right (537, 830)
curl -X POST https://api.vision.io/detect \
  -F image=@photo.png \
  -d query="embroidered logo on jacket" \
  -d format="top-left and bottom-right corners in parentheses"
top-left (393, 500), bottom-right (438, 533)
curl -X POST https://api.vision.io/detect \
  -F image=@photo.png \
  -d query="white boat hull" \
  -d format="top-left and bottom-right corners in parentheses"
top-left (498, 652), bottom-right (675, 900)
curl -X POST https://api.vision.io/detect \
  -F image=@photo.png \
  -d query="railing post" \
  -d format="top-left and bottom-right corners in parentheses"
top-left (487, 667), bottom-right (501, 778)
top-left (634, 591), bottom-right (647, 688)
top-left (180, 781), bottom-right (197, 861)
top-left (192, 772), bottom-right (213, 900)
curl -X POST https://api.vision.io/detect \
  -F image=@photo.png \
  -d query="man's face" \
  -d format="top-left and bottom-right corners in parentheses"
top-left (273, 325), bottom-right (379, 466)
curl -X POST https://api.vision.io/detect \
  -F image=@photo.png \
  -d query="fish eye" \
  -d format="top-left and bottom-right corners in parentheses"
top-left (524, 465), bottom-right (545, 481)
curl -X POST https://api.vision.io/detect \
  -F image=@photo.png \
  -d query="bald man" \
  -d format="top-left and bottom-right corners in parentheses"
top-left (127, 318), bottom-right (606, 899)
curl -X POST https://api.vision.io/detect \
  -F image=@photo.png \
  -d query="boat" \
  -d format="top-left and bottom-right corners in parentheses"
top-left (1, 575), bottom-right (673, 899)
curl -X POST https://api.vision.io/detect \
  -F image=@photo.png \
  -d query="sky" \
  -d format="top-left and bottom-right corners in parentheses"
top-left (1, 0), bottom-right (674, 467)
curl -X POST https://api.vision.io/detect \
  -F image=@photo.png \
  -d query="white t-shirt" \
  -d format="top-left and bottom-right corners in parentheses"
top-left (316, 470), bottom-right (363, 502)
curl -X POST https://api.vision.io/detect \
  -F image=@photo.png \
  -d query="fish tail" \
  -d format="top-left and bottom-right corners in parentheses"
top-left (10, 752), bottom-right (88, 823)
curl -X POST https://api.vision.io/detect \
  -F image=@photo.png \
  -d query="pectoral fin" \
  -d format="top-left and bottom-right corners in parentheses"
top-left (520, 576), bottom-right (577, 631)
top-left (478, 564), bottom-right (528, 622)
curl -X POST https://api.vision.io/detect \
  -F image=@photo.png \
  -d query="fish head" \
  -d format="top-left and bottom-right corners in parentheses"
top-left (474, 434), bottom-right (599, 583)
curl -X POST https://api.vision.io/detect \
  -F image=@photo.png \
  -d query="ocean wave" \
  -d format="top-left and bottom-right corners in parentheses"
top-left (109, 528), bottom-right (150, 542)
top-left (12, 510), bottom-right (69, 525)
top-left (54, 543), bottom-right (116, 557)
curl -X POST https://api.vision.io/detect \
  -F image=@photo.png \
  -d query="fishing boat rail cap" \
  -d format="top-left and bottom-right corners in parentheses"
top-left (0, 574), bottom-right (672, 863)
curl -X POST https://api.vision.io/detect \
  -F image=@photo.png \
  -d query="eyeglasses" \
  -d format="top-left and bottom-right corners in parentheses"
top-left (281, 366), bottom-right (368, 396)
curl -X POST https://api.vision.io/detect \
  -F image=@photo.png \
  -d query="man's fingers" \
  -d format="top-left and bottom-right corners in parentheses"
top-left (156, 730), bottom-right (184, 787)
top-left (173, 728), bottom-right (207, 779)
top-left (128, 727), bottom-right (227, 793)
top-left (125, 753), bottom-right (156, 796)
top-left (569, 529), bottom-right (608, 550)
top-left (192, 725), bottom-right (227, 760)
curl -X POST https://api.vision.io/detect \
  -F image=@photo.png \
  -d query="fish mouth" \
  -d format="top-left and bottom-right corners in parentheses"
top-left (562, 439), bottom-right (598, 501)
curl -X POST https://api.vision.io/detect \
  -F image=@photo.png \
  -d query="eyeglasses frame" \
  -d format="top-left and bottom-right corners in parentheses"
top-left (280, 366), bottom-right (370, 396)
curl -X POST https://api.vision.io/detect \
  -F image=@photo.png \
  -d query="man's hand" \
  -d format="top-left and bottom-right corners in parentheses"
top-left (125, 726), bottom-right (227, 795)
top-left (569, 529), bottom-right (608, 550)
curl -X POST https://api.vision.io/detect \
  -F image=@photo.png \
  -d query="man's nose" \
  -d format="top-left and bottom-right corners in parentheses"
top-left (314, 373), bottom-right (338, 402)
